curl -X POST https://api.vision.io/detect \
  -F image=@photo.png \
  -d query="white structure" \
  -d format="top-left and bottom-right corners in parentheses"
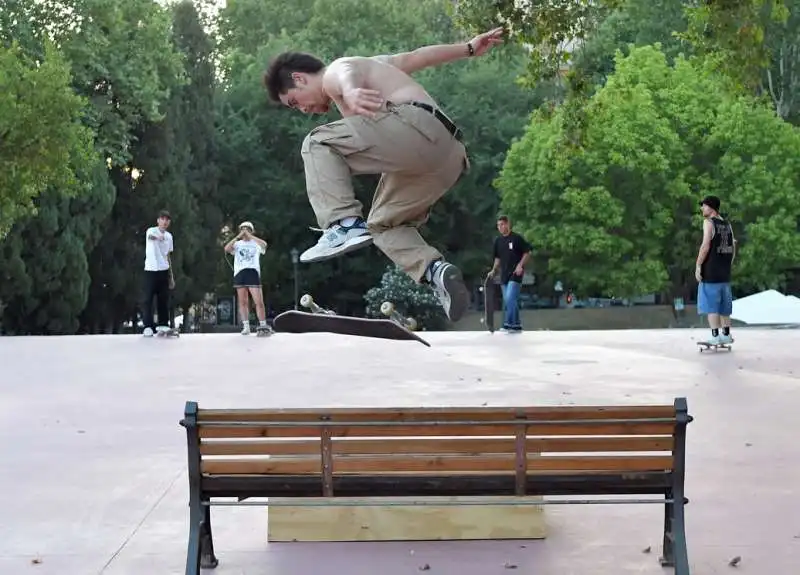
top-left (731, 289), bottom-right (800, 326)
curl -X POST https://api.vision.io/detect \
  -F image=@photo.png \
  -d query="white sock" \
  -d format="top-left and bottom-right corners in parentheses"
top-left (339, 216), bottom-right (361, 227)
top-left (242, 320), bottom-right (250, 328)
top-left (259, 320), bottom-right (267, 327)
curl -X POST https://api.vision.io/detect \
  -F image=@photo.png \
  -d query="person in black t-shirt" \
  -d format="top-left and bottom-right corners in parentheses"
top-left (695, 195), bottom-right (737, 346)
top-left (488, 215), bottom-right (532, 333)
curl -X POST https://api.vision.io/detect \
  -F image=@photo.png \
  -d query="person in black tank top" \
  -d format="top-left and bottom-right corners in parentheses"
top-left (695, 196), bottom-right (737, 346)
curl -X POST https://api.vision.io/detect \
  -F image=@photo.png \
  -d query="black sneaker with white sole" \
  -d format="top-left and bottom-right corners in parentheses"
top-left (430, 261), bottom-right (470, 322)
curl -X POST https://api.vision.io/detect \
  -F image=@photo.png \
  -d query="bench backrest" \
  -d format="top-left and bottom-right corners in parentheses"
top-left (181, 398), bottom-right (690, 498)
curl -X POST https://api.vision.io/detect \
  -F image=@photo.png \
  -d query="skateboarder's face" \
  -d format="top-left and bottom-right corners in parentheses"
top-left (280, 73), bottom-right (329, 114)
top-left (157, 216), bottom-right (170, 230)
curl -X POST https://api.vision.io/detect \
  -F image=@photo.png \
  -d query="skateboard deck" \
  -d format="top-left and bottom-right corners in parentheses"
top-left (273, 311), bottom-right (430, 346)
top-left (697, 341), bottom-right (731, 352)
top-left (273, 294), bottom-right (430, 347)
top-left (483, 275), bottom-right (496, 333)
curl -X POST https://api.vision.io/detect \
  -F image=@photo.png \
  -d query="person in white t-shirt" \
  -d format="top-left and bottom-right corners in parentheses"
top-left (142, 210), bottom-right (175, 336)
top-left (224, 221), bottom-right (270, 335)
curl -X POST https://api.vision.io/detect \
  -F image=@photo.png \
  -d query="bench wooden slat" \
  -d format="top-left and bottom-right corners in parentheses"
top-left (200, 454), bottom-right (674, 475)
top-left (198, 421), bottom-right (676, 439)
top-left (199, 436), bottom-right (675, 456)
top-left (196, 405), bottom-right (676, 423)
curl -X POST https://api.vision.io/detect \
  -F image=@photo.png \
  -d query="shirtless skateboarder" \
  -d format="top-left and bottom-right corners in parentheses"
top-left (262, 27), bottom-right (504, 322)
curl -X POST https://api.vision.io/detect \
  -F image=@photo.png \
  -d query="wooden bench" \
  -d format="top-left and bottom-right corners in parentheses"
top-left (179, 397), bottom-right (693, 575)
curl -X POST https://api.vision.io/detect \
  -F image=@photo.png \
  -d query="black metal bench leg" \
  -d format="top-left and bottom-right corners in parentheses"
top-left (659, 489), bottom-right (675, 568)
top-left (186, 501), bottom-right (202, 575)
top-left (671, 495), bottom-right (690, 575)
top-left (200, 502), bottom-right (219, 569)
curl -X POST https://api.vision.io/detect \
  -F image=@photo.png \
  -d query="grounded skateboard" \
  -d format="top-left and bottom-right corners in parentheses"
top-left (483, 274), bottom-right (496, 333)
top-left (255, 325), bottom-right (274, 337)
top-left (697, 341), bottom-right (732, 352)
top-left (273, 294), bottom-right (430, 347)
top-left (154, 327), bottom-right (180, 338)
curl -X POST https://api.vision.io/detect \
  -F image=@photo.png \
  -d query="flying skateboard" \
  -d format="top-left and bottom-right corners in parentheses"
top-left (380, 301), bottom-right (418, 331)
top-left (273, 294), bottom-right (430, 347)
top-left (483, 273), bottom-right (496, 333)
top-left (697, 341), bottom-right (732, 352)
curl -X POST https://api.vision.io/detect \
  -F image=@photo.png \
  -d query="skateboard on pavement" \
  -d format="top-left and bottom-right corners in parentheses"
top-left (483, 274), bottom-right (496, 333)
top-left (154, 326), bottom-right (180, 338)
top-left (697, 341), bottom-right (732, 352)
top-left (273, 294), bottom-right (430, 347)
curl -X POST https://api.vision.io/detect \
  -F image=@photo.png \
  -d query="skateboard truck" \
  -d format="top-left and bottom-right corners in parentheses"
top-left (300, 294), bottom-right (336, 316)
top-left (380, 301), bottom-right (418, 331)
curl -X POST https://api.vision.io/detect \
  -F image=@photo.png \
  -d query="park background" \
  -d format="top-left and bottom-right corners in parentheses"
top-left (1, 0), bottom-right (799, 335)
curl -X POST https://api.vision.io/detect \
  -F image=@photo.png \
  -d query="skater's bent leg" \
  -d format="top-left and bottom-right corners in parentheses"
top-left (301, 122), bottom-right (365, 229)
top-left (299, 108), bottom-right (466, 265)
top-left (368, 166), bottom-right (469, 322)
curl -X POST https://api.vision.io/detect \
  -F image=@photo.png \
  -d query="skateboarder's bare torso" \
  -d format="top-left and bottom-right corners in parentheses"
top-left (322, 56), bottom-right (439, 118)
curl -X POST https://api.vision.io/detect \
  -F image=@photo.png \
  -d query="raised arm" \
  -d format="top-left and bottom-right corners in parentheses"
top-left (250, 234), bottom-right (268, 252)
top-left (386, 27), bottom-right (504, 75)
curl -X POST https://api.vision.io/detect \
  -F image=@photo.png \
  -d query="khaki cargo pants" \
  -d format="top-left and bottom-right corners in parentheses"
top-left (300, 102), bottom-right (468, 282)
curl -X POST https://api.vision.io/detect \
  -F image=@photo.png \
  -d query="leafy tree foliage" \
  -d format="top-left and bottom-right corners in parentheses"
top-left (497, 45), bottom-right (800, 301)
top-left (0, 41), bottom-right (95, 238)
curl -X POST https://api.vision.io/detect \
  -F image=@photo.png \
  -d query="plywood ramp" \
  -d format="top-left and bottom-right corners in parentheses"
top-left (267, 496), bottom-right (547, 542)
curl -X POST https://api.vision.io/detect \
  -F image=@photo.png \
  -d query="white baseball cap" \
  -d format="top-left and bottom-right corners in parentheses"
top-left (238, 221), bottom-right (254, 231)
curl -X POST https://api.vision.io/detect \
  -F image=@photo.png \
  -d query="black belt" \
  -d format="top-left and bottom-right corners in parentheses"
top-left (408, 101), bottom-right (463, 141)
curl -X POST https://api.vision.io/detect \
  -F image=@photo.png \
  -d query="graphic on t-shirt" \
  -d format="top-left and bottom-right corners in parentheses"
top-left (237, 244), bottom-right (258, 267)
top-left (233, 240), bottom-right (262, 277)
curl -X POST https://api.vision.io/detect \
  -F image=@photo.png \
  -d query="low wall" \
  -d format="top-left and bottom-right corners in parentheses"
top-left (449, 305), bottom-right (734, 331)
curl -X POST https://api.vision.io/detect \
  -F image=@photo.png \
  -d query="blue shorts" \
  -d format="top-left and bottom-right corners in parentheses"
top-left (697, 282), bottom-right (733, 316)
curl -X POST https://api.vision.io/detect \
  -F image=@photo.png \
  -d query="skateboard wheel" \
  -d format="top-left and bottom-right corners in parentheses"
top-left (300, 294), bottom-right (313, 308)
top-left (380, 301), bottom-right (394, 316)
top-left (407, 318), bottom-right (418, 331)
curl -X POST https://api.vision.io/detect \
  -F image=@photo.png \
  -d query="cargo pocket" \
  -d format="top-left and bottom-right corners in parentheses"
top-left (301, 120), bottom-right (372, 157)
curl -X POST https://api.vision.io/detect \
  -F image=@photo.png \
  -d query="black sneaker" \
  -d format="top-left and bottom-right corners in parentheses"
top-left (430, 261), bottom-right (470, 322)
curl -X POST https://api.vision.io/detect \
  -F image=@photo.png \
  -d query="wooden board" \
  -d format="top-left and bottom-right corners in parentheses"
top-left (267, 495), bottom-right (547, 542)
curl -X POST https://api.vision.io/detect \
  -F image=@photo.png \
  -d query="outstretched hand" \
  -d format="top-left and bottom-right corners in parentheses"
top-left (469, 27), bottom-right (505, 57)
top-left (343, 87), bottom-right (384, 118)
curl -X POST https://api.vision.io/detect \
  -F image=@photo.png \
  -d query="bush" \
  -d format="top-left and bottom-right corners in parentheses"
top-left (364, 265), bottom-right (447, 331)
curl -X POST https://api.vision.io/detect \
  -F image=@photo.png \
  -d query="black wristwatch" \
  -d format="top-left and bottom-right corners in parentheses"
top-left (467, 42), bottom-right (475, 56)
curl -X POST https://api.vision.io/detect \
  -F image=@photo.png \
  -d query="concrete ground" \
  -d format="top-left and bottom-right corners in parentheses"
top-left (0, 328), bottom-right (798, 575)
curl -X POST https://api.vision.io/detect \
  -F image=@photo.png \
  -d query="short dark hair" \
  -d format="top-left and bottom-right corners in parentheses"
top-left (497, 215), bottom-right (509, 223)
top-left (263, 52), bottom-right (326, 102)
top-left (699, 195), bottom-right (721, 212)
top-left (158, 210), bottom-right (171, 220)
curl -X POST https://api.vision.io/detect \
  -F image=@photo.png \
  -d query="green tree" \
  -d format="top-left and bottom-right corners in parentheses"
top-left (0, 41), bottom-right (95, 238)
top-left (0, 160), bottom-right (114, 334)
top-left (497, 45), bottom-right (800, 300)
